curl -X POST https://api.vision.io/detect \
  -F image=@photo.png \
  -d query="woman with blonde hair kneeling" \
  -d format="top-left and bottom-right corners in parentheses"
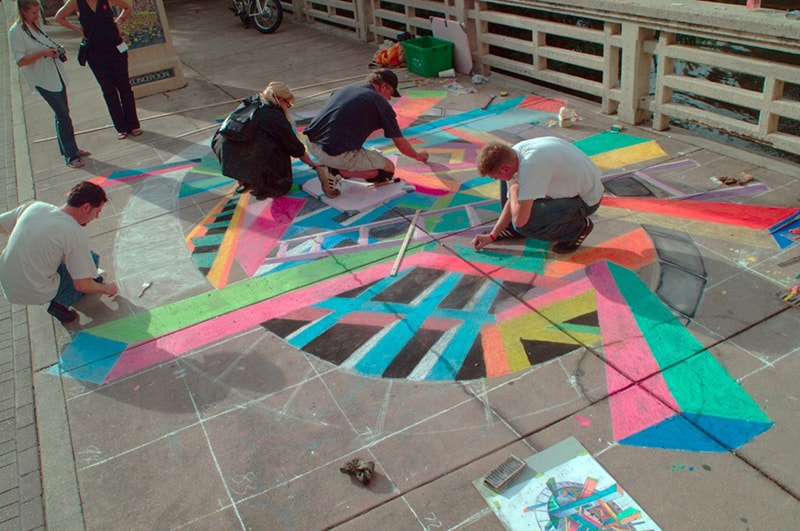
top-left (213, 82), bottom-right (318, 200)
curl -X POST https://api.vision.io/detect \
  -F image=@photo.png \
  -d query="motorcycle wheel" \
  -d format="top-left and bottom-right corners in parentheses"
top-left (250, 0), bottom-right (283, 33)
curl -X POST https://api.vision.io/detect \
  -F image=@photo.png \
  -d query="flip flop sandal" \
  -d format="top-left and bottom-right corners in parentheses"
top-left (316, 166), bottom-right (341, 198)
top-left (234, 183), bottom-right (249, 194)
top-left (67, 157), bottom-right (85, 168)
top-left (117, 132), bottom-right (128, 140)
top-left (130, 129), bottom-right (143, 136)
top-left (78, 149), bottom-right (91, 157)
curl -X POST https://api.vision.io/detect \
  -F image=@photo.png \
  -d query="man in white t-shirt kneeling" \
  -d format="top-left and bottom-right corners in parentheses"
top-left (472, 137), bottom-right (604, 254)
top-left (0, 181), bottom-right (118, 323)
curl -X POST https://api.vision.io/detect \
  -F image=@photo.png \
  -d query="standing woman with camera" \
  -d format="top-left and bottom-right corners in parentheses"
top-left (9, 0), bottom-right (90, 168)
top-left (55, 0), bottom-right (141, 140)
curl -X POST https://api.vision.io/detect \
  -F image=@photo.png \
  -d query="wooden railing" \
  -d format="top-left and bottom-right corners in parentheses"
top-left (283, 0), bottom-right (800, 156)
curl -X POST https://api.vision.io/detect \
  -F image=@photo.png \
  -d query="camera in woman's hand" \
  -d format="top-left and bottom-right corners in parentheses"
top-left (56, 45), bottom-right (67, 62)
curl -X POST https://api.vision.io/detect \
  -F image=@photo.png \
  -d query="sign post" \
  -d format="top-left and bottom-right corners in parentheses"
top-left (121, 0), bottom-right (185, 98)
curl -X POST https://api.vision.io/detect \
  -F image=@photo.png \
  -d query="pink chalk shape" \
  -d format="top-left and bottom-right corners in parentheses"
top-left (104, 339), bottom-right (175, 381)
top-left (498, 273), bottom-right (592, 322)
top-left (340, 311), bottom-right (399, 327)
top-left (280, 306), bottom-right (330, 322)
top-left (591, 261), bottom-right (680, 440)
top-left (408, 184), bottom-right (453, 197)
top-left (100, 161), bottom-right (198, 187)
top-left (420, 317), bottom-right (461, 332)
top-left (236, 196), bottom-right (306, 276)
top-left (592, 262), bottom-right (673, 385)
top-left (519, 95), bottom-right (566, 114)
top-left (609, 386), bottom-right (679, 441)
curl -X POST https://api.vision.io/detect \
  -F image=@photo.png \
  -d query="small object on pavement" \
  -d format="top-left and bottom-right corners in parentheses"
top-left (368, 178), bottom-right (401, 189)
top-left (484, 455), bottom-right (527, 493)
top-left (500, 90), bottom-right (508, 97)
top-left (471, 74), bottom-right (488, 84)
top-left (558, 106), bottom-right (575, 127)
top-left (138, 281), bottom-right (153, 298)
top-left (778, 254), bottom-right (800, 267)
top-left (482, 94), bottom-right (497, 110)
top-left (776, 284), bottom-right (800, 307)
top-left (340, 457), bottom-right (375, 485)
top-left (390, 209), bottom-right (421, 276)
top-left (610, 123), bottom-right (625, 133)
top-left (718, 172), bottom-right (755, 186)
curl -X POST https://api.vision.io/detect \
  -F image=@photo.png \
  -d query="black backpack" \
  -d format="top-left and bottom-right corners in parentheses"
top-left (218, 96), bottom-right (261, 142)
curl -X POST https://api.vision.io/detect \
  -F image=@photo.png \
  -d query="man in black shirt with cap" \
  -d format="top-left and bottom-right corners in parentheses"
top-left (304, 69), bottom-right (429, 198)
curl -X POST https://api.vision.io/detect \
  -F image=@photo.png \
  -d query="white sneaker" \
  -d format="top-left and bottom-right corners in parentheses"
top-left (316, 166), bottom-right (341, 198)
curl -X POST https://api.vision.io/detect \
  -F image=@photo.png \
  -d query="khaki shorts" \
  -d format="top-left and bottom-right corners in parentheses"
top-left (307, 142), bottom-right (387, 173)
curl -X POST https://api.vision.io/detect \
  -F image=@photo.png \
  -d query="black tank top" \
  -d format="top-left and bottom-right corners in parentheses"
top-left (77, 0), bottom-right (122, 47)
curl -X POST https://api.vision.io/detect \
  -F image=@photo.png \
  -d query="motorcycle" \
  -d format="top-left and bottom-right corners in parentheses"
top-left (230, 0), bottom-right (283, 34)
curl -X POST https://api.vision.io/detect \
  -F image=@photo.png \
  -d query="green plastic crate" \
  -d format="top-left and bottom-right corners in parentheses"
top-left (401, 37), bottom-right (454, 77)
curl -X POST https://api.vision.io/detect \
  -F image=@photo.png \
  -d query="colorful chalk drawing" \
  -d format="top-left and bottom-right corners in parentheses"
top-left (527, 478), bottom-right (651, 530)
top-left (475, 438), bottom-right (662, 530)
top-left (56, 92), bottom-right (792, 452)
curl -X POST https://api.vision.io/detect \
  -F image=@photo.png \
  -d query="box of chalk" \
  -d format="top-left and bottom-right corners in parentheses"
top-left (483, 455), bottom-right (527, 492)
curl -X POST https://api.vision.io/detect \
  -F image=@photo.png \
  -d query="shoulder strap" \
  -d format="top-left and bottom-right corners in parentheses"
top-left (21, 22), bottom-right (57, 49)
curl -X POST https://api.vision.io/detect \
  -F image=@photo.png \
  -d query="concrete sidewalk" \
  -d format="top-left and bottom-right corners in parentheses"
top-left (4, 0), bottom-right (799, 528)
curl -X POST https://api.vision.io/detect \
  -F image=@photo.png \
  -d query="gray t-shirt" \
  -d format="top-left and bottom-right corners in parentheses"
top-left (513, 137), bottom-right (604, 206)
top-left (0, 202), bottom-right (96, 305)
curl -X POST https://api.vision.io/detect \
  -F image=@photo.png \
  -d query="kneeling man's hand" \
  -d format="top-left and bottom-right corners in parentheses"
top-left (472, 234), bottom-right (491, 251)
top-left (103, 282), bottom-right (119, 298)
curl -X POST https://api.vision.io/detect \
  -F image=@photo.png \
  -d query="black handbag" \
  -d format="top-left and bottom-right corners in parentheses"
top-left (77, 39), bottom-right (89, 66)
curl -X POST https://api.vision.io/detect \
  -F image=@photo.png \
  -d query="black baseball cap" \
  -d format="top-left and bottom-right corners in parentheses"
top-left (376, 69), bottom-right (401, 97)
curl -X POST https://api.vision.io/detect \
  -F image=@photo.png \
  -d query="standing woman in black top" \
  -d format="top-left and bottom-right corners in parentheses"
top-left (55, 0), bottom-right (141, 140)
